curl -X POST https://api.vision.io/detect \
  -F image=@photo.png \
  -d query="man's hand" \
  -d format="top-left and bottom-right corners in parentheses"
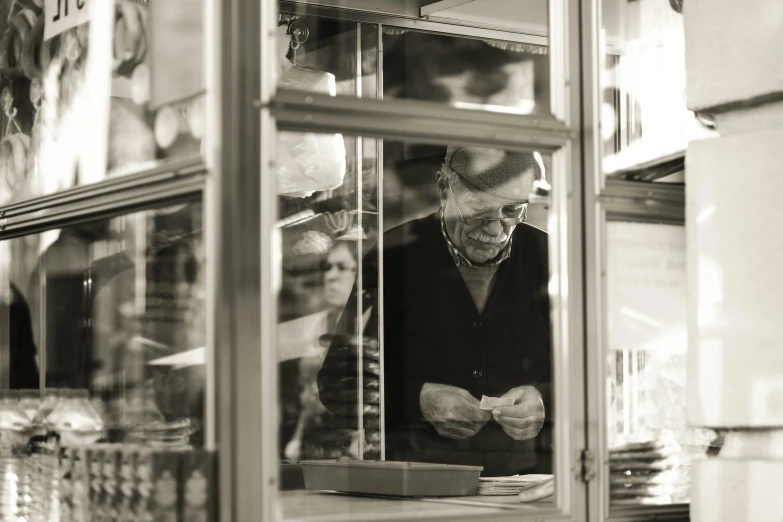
top-left (420, 383), bottom-right (492, 440)
top-left (492, 386), bottom-right (545, 441)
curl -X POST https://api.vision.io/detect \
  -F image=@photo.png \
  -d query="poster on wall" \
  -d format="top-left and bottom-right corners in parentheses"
top-left (35, 0), bottom-right (113, 195)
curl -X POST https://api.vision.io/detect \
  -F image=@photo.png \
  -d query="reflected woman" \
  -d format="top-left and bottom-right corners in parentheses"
top-left (280, 239), bottom-right (359, 463)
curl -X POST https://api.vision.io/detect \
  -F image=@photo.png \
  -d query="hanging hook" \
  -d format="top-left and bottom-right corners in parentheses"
top-left (288, 20), bottom-right (309, 45)
top-left (1, 86), bottom-right (21, 138)
top-left (289, 38), bottom-right (300, 66)
top-left (287, 20), bottom-right (309, 66)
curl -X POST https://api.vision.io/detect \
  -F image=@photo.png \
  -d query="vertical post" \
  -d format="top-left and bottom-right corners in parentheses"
top-left (355, 21), bottom-right (365, 460)
top-left (210, 0), bottom-right (269, 519)
top-left (376, 22), bottom-right (385, 461)
top-left (0, 243), bottom-right (8, 389)
top-left (39, 260), bottom-right (47, 391)
top-left (622, 349), bottom-right (630, 437)
top-left (631, 348), bottom-right (641, 434)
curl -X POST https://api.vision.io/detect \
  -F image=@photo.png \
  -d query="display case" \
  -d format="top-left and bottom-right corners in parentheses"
top-left (262, 1), bottom-right (585, 521)
top-left (0, 0), bottom-right (217, 520)
top-left (0, 0), bottom-right (708, 520)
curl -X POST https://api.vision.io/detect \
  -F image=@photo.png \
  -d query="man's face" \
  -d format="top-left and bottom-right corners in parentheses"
top-left (442, 172), bottom-right (535, 265)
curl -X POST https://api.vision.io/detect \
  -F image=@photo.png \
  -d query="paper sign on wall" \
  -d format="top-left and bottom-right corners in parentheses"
top-left (606, 221), bottom-right (686, 352)
top-left (44, 0), bottom-right (91, 41)
top-left (149, 0), bottom-right (205, 109)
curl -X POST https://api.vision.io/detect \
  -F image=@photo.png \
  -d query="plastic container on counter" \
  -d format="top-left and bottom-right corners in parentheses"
top-left (28, 389), bottom-right (105, 522)
top-left (300, 460), bottom-right (483, 497)
top-left (0, 390), bottom-right (30, 450)
top-left (0, 390), bottom-right (33, 522)
top-left (27, 389), bottom-right (64, 522)
top-left (18, 389), bottom-right (41, 421)
top-left (45, 389), bottom-right (105, 447)
top-left (31, 388), bottom-right (64, 431)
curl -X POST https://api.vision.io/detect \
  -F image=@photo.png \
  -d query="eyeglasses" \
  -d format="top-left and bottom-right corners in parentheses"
top-left (447, 182), bottom-right (527, 227)
top-left (322, 261), bottom-right (357, 274)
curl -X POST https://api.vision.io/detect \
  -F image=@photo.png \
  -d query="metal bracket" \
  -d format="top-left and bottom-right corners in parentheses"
top-left (578, 449), bottom-right (597, 483)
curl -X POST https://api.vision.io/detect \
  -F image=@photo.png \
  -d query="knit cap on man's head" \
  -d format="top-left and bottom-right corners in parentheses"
top-left (443, 146), bottom-right (545, 200)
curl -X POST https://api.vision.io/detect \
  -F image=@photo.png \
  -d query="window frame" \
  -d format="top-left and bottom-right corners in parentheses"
top-left (582, 0), bottom-right (691, 520)
top-left (245, 0), bottom-right (588, 521)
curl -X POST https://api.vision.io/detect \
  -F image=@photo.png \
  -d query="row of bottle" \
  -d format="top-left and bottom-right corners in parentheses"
top-left (0, 389), bottom-right (105, 522)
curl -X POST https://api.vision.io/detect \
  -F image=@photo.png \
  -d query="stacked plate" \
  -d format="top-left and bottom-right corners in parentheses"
top-left (609, 436), bottom-right (681, 506)
top-left (125, 418), bottom-right (196, 448)
top-left (477, 474), bottom-right (553, 497)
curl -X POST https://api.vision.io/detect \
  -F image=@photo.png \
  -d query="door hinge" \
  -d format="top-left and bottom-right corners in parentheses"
top-left (577, 449), bottom-right (597, 482)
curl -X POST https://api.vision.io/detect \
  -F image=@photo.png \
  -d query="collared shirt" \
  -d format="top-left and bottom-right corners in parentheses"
top-left (439, 209), bottom-right (513, 268)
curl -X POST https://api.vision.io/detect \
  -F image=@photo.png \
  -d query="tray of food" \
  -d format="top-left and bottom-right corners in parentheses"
top-left (300, 460), bottom-right (483, 497)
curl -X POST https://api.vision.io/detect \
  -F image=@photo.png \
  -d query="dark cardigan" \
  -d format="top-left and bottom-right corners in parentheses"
top-left (318, 212), bottom-right (552, 476)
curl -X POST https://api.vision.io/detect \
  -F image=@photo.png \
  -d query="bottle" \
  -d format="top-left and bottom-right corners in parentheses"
top-left (27, 389), bottom-right (64, 522)
top-left (44, 389), bottom-right (105, 522)
top-left (31, 388), bottom-right (63, 429)
top-left (46, 389), bottom-right (104, 447)
top-left (18, 389), bottom-right (41, 421)
top-left (0, 390), bottom-right (32, 522)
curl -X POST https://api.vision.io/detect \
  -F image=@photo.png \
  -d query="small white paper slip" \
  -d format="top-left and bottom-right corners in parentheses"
top-left (479, 395), bottom-right (515, 411)
top-left (44, 0), bottom-right (92, 41)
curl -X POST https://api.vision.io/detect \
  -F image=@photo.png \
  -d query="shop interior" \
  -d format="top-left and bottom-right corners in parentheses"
top-left (0, 0), bottom-right (717, 521)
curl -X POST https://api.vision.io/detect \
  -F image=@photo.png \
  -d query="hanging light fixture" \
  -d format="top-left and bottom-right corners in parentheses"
top-left (276, 20), bottom-right (346, 198)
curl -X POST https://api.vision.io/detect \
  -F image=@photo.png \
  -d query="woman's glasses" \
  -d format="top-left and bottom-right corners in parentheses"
top-left (322, 261), bottom-right (357, 274)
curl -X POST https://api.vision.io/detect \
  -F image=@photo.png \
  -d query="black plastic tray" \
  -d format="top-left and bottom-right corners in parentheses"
top-left (301, 460), bottom-right (483, 497)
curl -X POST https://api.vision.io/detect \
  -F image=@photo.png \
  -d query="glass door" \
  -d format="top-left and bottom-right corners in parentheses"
top-left (249, 0), bottom-right (587, 521)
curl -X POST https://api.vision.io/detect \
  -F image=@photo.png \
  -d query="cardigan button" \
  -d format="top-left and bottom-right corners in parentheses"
top-left (472, 369), bottom-right (483, 379)
top-left (472, 320), bottom-right (481, 330)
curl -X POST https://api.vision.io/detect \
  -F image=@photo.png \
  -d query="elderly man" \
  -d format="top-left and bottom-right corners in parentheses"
top-left (318, 146), bottom-right (552, 476)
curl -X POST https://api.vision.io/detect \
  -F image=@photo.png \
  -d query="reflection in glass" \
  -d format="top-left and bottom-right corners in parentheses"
top-left (600, 0), bottom-right (714, 180)
top-left (422, 0), bottom-right (549, 35)
top-left (383, 29), bottom-right (549, 114)
top-left (605, 221), bottom-right (719, 507)
top-left (277, 134), bottom-right (555, 518)
top-left (1, 201), bottom-right (205, 445)
top-left (110, 0), bottom-right (206, 177)
top-left (276, 3), bottom-right (551, 114)
top-left (0, 0), bottom-right (206, 207)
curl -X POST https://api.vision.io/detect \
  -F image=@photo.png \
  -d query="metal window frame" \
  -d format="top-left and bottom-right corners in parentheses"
top-left (272, 90), bottom-right (575, 151)
top-left (279, 0), bottom-right (549, 46)
top-left (0, 0), bottom-right (695, 518)
top-left (581, 0), bottom-right (690, 520)
top-left (584, 201), bottom-right (690, 522)
top-left (0, 0), bottom-right (610, 520)
top-left (0, 157), bottom-right (206, 240)
top-left (250, 0), bottom-right (589, 521)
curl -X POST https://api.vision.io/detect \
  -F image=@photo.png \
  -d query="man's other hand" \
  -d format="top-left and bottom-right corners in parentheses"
top-left (420, 383), bottom-right (491, 440)
top-left (492, 386), bottom-right (545, 441)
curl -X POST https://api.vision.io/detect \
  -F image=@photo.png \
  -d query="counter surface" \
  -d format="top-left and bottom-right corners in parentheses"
top-left (280, 490), bottom-right (556, 521)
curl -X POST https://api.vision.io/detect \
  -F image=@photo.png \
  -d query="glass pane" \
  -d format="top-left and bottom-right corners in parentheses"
top-left (422, 0), bottom-right (548, 36)
top-left (277, 1), bottom-right (550, 114)
top-left (276, 130), bottom-right (556, 519)
top-left (600, 0), bottom-right (714, 182)
top-left (0, 0), bottom-right (206, 206)
top-left (605, 221), bottom-right (719, 509)
top-left (0, 201), bottom-right (214, 520)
